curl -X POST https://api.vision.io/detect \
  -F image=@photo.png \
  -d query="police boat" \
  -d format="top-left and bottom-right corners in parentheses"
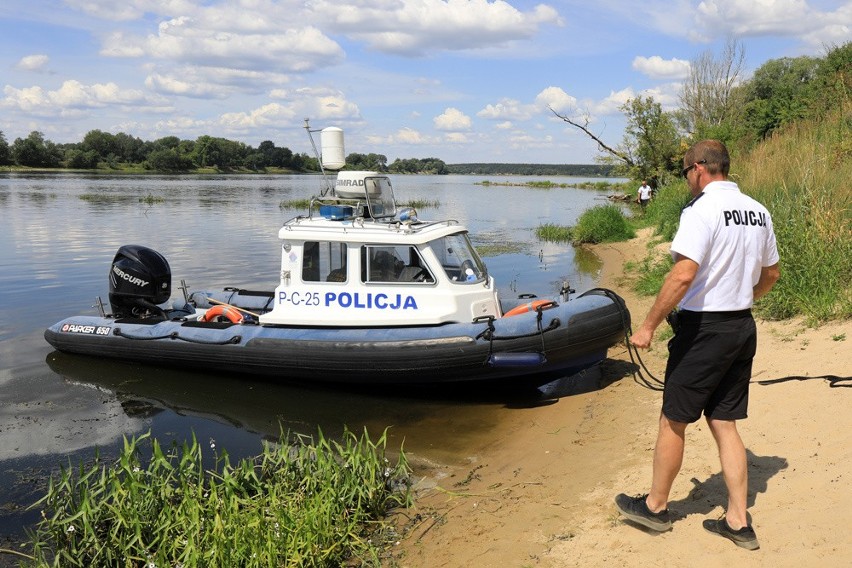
top-left (45, 125), bottom-right (630, 386)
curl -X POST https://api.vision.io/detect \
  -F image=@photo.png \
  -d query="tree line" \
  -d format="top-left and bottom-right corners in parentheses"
top-left (445, 163), bottom-right (614, 176)
top-left (0, 129), bottom-right (487, 175)
top-left (550, 41), bottom-right (851, 188)
top-left (0, 130), bottom-right (321, 173)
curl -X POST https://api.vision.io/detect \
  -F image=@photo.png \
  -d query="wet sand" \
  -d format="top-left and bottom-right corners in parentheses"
top-left (395, 228), bottom-right (852, 567)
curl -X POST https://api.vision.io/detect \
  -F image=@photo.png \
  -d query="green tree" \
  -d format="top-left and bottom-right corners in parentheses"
top-left (739, 55), bottom-right (819, 141)
top-left (243, 152), bottom-right (264, 171)
top-left (65, 148), bottom-right (100, 169)
top-left (192, 136), bottom-right (246, 169)
top-left (146, 148), bottom-right (194, 172)
top-left (346, 152), bottom-right (388, 171)
top-left (81, 129), bottom-right (119, 162)
top-left (113, 132), bottom-right (147, 163)
top-left (807, 42), bottom-right (852, 120)
top-left (11, 131), bottom-right (62, 167)
top-left (152, 136), bottom-right (181, 151)
top-left (611, 97), bottom-right (681, 186)
top-left (0, 131), bottom-right (10, 165)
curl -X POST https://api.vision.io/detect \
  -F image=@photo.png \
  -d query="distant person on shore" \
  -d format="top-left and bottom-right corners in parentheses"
top-left (637, 180), bottom-right (652, 208)
top-left (615, 140), bottom-right (780, 550)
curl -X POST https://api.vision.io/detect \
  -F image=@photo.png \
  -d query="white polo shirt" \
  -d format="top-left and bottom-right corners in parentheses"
top-left (671, 180), bottom-right (779, 311)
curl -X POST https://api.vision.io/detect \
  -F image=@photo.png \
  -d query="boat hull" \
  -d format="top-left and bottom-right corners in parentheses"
top-left (44, 289), bottom-right (629, 385)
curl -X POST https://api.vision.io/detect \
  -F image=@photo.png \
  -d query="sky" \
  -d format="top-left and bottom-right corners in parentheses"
top-left (1, 1), bottom-right (849, 164)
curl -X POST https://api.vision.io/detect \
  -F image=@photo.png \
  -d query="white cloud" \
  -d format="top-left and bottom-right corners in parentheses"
top-left (101, 19), bottom-right (344, 74)
top-left (16, 54), bottom-right (50, 72)
top-left (507, 131), bottom-right (555, 151)
top-left (632, 55), bottom-right (691, 80)
top-left (589, 87), bottom-right (636, 116)
top-left (534, 87), bottom-right (577, 113)
top-left (477, 98), bottom-right (534, 120)
top-left (444, 132), bottom-right (471, 143)
top-left (62, 0), bottom-right (152, 21)
top-left (681, 0), bottom-right (852, 46)
top-left (638, 83), bottom-right (683, 110)
top-left (394, 127), bottom-right (426, 144)
top-left (434, 107), bottom-right (472, 131)
top-left (696, 0), bottom-right (812, 35)
top-left (2, 80), bottom-right (170, 117)
top-left (145, 66), bottom-right (291, 98)
top-left (219, 103), bottom-right (295, 129)
top-left (308, 0), bottom-right (564, 55)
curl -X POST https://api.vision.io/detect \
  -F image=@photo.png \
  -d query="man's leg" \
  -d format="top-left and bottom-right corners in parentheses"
top-left (706, 417), bottom-right (748, 528)
top-left (647, 413), bottom-right (688, 512)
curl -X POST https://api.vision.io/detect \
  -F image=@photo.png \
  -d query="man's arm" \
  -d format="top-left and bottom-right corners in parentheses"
top-left (753, 263), bottom-right (780, 301)
top-left (630, 255), bottom-right (698, 349)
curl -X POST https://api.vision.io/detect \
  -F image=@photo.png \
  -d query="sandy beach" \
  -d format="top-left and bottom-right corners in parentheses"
top-left (395, 229), bottom-right (851, 567)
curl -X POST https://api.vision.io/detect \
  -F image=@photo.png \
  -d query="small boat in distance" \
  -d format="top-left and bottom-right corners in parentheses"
top-left (45, 122), bottom-right (630, 387)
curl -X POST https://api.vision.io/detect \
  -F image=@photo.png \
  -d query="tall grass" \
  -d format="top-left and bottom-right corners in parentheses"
top-left (737, 115), bottom-right (851, 321)
top-left (23, 429), bottom-right (410, 567)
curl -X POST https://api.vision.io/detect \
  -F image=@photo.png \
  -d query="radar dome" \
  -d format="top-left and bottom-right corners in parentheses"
top-left (320, 127), bottom-right (345, 170)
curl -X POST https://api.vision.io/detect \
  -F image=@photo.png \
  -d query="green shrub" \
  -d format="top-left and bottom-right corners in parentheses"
top-left (23, 429), bottom-right (410, 567)
top-left (571, 205), bottom-right (635, 244)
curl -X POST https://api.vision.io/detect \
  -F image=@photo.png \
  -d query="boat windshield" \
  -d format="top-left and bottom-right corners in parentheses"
top-left (364, 176), bottom-right (396, 218)
top-left (431, 232), bottom-right (487, 284)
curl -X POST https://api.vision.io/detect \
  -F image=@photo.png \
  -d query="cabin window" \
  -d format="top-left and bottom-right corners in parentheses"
top-left (302, 241), bottom-right (348, 283)
top-left (361, 245), bottom-right (435, 284)
top-left (432, 233), bottom-right (486, 284)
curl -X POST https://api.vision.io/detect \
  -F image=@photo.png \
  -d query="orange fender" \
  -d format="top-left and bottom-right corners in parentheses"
top-left (502, 299), bottom-right (556, 317)
top-left (200, 304), bottom-right (244, 324)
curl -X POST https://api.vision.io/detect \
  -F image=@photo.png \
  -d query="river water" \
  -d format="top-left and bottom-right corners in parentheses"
top-left (0, 172), bottom-right (625, 543)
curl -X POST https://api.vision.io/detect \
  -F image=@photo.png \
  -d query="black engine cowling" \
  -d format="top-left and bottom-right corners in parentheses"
top-left (108, 245), bottom-right (171, 318)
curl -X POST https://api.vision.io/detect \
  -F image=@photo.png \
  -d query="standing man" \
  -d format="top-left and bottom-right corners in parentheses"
top-left (637, 180), bottom-right (652, 208)
top-left (615, 140), bottom-right (780, 550)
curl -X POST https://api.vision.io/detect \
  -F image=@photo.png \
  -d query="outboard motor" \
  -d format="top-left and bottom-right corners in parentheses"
top-left (108, 245), bottom-right (171, 319)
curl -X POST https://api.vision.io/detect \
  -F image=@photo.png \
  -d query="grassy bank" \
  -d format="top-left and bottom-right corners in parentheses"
top-left (560, 113), bottom-right (850, 324)
top-left (737, 114), bottom-right (851, 322)
top-left (13, 429), bottom-right (410, 567)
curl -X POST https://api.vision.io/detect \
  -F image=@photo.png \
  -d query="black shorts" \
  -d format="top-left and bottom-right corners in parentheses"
top-left (662, 310), bottom-right (756, 423)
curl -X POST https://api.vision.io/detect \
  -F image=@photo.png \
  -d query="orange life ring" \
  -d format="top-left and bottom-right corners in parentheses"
top-left (200, 304), bottom-right (244, 324)
top-left (503, 299), bottom-right (555, 318)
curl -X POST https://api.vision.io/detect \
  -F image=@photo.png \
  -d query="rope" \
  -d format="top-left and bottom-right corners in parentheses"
top-left (113, 328), bottom-right (243, 345)
top-left (581, 287), bottom-right (665, 391)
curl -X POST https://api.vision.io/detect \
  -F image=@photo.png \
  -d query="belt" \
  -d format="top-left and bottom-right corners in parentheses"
top-left (679, 309), bottom-right (752, 323)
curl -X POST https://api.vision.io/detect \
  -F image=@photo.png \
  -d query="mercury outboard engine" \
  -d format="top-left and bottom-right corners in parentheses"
top-left (108, 245), bottom-right (171, 319)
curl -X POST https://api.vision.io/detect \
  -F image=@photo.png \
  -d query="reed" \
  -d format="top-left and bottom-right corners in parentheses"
top-left (23, 429), bottom-right (411, 567)
top-left (400, 198), bottom-right (440, 209)
top-left (139, 193), bottom-right (165, 204)
top-left (535, 222), bottom-right (573, 242)
top-left (278, 198), bottom-right (312, 210)
top-left (78, 193), bottom-right (138, 204)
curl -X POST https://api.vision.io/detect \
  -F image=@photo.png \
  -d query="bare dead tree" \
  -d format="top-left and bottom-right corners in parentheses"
top-left (548, 106), bottom-right (635, 167)
top-left (680, 37), bottom-right (746, 133)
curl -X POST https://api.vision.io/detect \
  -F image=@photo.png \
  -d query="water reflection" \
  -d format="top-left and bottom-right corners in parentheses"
top-left (43, 351), bottom-right (522, 466)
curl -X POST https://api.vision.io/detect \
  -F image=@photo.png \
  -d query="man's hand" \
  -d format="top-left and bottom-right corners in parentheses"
top-left (630, 327), bottom-right (654, 349)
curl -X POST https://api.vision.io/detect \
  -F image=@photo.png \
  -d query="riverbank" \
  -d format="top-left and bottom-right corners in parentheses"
top-left (395, 228), bottom-right (851, 567)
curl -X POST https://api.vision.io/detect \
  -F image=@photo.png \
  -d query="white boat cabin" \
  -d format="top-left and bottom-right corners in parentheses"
top-left (259, 171), bottom-right (502, 327)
